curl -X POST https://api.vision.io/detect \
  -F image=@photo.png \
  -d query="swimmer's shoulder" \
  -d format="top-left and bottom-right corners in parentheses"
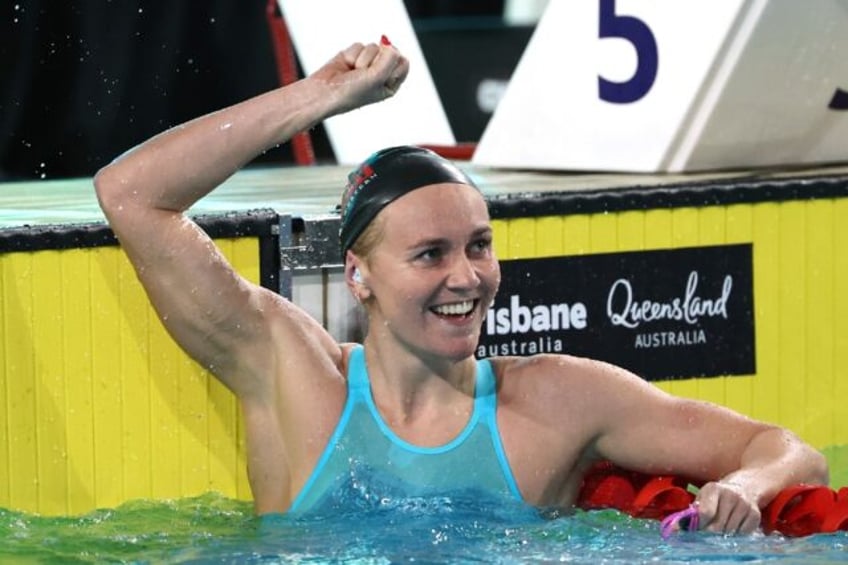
top-left (488, 352), bottom-right (596, 378)
top-left (488, 353), bottom-right (611, 396)
top-left (489, 354), bottom-right (619, 435)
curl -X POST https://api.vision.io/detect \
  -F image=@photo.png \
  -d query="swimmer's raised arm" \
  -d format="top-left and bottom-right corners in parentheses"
top-left (94, 41), bottom-right (409, 395)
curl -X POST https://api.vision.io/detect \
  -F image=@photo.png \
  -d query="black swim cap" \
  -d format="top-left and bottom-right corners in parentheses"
top-left (339, 145), bottom-right (478, 258)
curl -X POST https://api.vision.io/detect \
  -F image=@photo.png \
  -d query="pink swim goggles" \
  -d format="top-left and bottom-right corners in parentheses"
top-left (660, 503), bottom-right (700, 539)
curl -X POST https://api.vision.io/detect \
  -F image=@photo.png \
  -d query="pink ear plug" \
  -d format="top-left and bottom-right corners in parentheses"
top-left (660, 503), bottom-right (700, 539)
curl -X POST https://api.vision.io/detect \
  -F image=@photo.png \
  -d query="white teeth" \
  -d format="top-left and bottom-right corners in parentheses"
top-left (432, 300), bottom-right (475, 316)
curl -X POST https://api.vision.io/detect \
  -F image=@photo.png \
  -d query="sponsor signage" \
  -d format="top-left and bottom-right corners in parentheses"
top-left (478, 244), bottom-right (755, 381)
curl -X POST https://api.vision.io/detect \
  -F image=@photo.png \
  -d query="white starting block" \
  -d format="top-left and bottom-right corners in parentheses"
top-left (277, 0), bottom-right (455, 165)
top-left (473, 0), bottom-right (848, 172)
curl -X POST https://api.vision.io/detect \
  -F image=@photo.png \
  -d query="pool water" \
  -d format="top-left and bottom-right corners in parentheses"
top-left (1, 492), bottom-right (845, 564)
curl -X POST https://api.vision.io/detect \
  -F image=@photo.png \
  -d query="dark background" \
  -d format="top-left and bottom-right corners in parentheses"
top-left (479, 245), bottom-right (756, 381)
top-left (1, 1), bottom-right (534, 182)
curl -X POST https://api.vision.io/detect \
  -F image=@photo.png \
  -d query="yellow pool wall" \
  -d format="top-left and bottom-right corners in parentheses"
top-left (1, 196), bottom-right (846, 516)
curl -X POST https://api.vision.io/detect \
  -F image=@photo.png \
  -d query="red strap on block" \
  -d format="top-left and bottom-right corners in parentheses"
top-left (762, 484), bottom-right (837, 537)
top-left (577, 461), bottom-right (637, 512)
top-left (265, 0), bottom-right (316, 166)
top-left (577, 462), bottom-right (694, 519)
top-left (630, 475), bottom-right (694, 520)
top-left (579, 462), bottom-right (846, 537)
top-left (579, 472), bottom-right (638, 512)
top-left (419, 143), bottom-right (477, 161)
top-left (821, 487), bottom-right (848, 534)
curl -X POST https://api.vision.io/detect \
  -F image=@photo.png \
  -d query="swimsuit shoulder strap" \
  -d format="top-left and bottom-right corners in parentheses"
top-left (475, 357), bottom-right (523, 500)
top-left (474, 357), bottom-right (497, 414)
top-left (346, 344), bottom-right (370, 398)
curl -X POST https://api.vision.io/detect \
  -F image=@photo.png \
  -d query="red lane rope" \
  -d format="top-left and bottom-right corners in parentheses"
top-left (577, 461), bottom-right (847, 537)
top-left (265, 0), bottom-right (316, 166)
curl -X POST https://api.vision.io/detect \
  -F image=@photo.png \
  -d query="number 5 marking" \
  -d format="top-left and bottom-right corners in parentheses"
top-left (598, 0), bottom-right (658, 104)
top-left (829, 88), bottom-right (848, 110)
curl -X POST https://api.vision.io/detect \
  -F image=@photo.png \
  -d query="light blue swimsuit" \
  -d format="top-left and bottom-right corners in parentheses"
top-left (288, 345), bottom-right (523, 513)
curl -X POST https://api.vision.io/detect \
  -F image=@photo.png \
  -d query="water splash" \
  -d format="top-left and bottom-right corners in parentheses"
top-left (0, 493), bottom-right (845, 563)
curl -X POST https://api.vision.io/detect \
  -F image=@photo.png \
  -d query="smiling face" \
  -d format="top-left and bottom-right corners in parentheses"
top-left (356, 182), bottom-right (500, 362)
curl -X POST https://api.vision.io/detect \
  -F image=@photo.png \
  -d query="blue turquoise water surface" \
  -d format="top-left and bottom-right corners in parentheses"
top-left (1, 492), bottom-right (846, 564)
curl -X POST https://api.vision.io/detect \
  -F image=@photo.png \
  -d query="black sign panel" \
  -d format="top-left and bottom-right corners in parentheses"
top-left (477, 244), bottom-right (756, 381)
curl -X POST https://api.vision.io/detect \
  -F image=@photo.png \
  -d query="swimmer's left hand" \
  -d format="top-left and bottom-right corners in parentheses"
top-left (695, 480), bottom-right (762, 534)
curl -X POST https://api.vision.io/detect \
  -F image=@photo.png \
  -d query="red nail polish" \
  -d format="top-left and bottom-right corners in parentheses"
top-left (380, 34), bottom-right (392, 46)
